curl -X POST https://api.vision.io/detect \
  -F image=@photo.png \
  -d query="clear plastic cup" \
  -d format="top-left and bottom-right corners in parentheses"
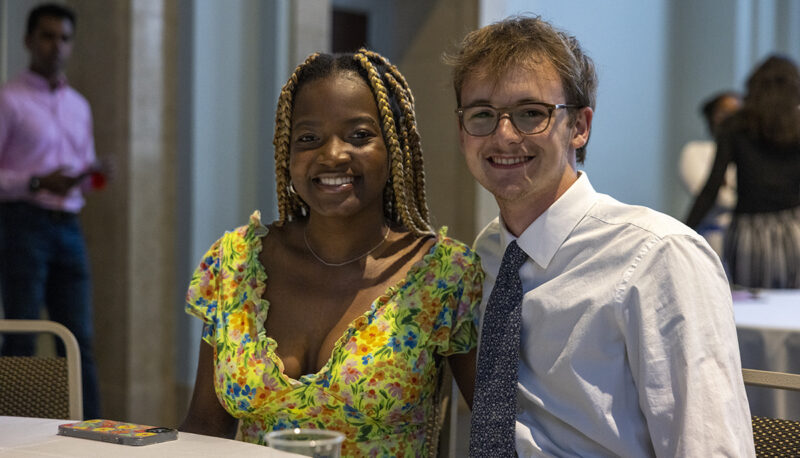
top-left (265, 428), bottom-right (345, 457)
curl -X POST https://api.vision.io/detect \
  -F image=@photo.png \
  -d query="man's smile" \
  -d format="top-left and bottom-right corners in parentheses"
top-left (488, 155), bottom-right (534, 167)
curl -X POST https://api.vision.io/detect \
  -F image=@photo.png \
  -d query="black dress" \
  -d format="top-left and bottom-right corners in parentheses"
top-left (686, 114), bottom-right (800, 288)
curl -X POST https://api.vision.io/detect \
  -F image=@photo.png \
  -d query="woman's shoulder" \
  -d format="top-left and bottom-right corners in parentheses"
top-left (218, 211), bottom-right (270, 240)
top-left (426, 227), bottom-right (481, 271)
top-left (717, 112), bottom-right (747, 138)
top-left (431, 227), bottom-right (477, 254)
top-left (205, 211), bottom-right (272, 259)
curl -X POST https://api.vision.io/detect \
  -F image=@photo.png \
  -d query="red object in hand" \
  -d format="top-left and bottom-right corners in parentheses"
top-left (90, 172), bottom-right (107, 190)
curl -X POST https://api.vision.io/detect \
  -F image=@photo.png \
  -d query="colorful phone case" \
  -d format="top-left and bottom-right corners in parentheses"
top-left (58, 419), bottom-right (178, 446)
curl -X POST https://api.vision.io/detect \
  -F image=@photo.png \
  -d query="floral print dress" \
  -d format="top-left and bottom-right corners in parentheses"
top-left (185, 212), bottom-right (483, 457)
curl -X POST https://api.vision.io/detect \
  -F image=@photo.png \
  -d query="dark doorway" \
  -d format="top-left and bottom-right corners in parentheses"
top-left (332, 9), bottom-right (368, 53)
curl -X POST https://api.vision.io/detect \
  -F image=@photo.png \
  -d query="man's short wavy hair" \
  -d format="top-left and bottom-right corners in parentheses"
top-left (445, 15), bottom-right (597, 163)
top-left (26, 3), bottom-right (75, 37)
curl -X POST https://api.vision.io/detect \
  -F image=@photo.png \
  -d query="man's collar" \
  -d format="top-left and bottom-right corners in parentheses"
top-left (500, 172), bottom-right (597, 269)
top-left (22, 70), bottom-right (68, 90)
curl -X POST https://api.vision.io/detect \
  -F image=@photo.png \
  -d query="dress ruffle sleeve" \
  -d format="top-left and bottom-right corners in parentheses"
top-left (185, 237), bottom-right (223, 345)
top-left (427, 237), bottom-right (483, 357)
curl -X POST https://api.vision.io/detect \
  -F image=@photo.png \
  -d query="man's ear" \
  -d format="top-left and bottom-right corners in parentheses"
top-left (570, 106), bottom-right (593, 150)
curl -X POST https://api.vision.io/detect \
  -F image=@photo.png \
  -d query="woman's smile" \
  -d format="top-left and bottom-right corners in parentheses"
top-left (314, 174), bottom-right (357, 191)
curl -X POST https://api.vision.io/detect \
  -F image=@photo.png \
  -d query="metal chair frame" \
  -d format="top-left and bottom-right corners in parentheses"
top-left (742, 368), bottom-right (800, 457)
top-left (0, 319), bottom-right (83, 419)
top-left (742, 368), bottom-right (800, 392)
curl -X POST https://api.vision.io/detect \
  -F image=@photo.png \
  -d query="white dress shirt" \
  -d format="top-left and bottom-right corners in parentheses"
top-left (474, 173), bottom-right (754, 457)
top-left (679, 140), bottom-right (736, 207)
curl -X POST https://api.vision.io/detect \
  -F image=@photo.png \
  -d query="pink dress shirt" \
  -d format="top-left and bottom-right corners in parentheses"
top-left (0, 70), bottom-right (96, 213)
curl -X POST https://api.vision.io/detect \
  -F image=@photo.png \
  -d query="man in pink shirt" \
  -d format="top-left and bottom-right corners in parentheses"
top-left (0, 3), bottom-right (101, 418)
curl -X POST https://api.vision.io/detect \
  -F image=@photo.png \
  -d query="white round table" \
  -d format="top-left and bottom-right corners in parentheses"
top-left (0, 416), bottom-right (303, 457)
top-left (733, 289), bottom-right (800, 420)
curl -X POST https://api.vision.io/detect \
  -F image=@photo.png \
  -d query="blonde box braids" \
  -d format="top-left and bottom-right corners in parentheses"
top-left (273, 49), bottom-right (432, 236)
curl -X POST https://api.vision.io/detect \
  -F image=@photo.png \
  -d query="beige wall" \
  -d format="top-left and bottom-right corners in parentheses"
top-left (395, 0), bottom-right (478, 243)
top-left (68, 0), bottom-right (179, 425)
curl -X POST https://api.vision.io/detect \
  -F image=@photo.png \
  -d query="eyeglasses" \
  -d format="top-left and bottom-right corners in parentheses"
top-left (456, 102), bottom-right (579, 137)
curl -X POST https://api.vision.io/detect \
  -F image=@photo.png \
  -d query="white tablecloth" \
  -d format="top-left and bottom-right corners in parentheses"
top-left (733, 289), bottom-right (800, 420)
top-left (0, 416), bottom-right (301, 457)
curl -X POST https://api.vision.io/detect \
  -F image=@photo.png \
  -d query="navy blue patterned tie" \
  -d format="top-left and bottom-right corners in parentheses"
top-left (470, 240), bottom-right (527, 457)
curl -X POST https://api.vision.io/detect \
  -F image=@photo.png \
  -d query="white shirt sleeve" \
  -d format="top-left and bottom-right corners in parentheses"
top-left (679, 141), bottom-right (715, 195)
top-left (622, 234), bottom-right (754, 457)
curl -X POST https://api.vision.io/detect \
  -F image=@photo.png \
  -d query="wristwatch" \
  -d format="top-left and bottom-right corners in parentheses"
top-left (29, 176), bottom-right (41, 193)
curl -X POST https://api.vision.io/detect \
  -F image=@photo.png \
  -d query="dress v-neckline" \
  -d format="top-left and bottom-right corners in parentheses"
top-left (250, 220), bottom-right (443, 384)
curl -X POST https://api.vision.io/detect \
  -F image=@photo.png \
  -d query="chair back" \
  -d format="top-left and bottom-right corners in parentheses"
top-left (742, 368), bottom-right (800, 457)
top-left (0, 320), bottom-right (83, 420)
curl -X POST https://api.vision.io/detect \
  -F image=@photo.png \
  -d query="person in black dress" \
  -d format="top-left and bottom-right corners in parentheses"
top-left (687, 55), bottom-right (800, 288)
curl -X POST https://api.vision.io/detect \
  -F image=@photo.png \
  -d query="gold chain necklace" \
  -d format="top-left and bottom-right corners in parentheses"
top-left (303, 226), bottom-right (389, 267)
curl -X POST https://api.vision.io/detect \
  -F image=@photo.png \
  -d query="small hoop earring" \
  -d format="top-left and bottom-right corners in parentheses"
top-left (383, 180), bottom-right (395, 220)
top-left (288, 182), bottom-right (297, 195)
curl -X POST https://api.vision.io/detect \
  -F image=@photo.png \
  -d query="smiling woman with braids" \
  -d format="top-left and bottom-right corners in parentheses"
top-left (179, 49), bottom-right (482, 456)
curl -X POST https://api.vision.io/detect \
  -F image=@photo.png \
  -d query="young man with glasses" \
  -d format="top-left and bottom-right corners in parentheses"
top-left (447, 16), bottom-right (754, 457)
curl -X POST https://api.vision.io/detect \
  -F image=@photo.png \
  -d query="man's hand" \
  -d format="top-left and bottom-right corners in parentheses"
top-left (36, 168), bottom-right (82, 196)
top-left (78, 158), bottom-right (114, 190)
top-left (92, 157), bottom-right (114, 178)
